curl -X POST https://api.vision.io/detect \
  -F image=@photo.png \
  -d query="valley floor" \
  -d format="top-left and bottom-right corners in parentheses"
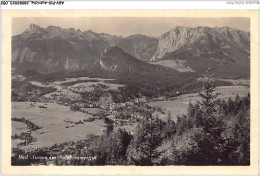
top-left (11, 76), bottom-right (250, 165)
top-left (12, 86), bottom-right (249, 148)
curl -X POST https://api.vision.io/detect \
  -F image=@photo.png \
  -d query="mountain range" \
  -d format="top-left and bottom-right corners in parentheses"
top-left (12, 24), bottom-right (250, 79)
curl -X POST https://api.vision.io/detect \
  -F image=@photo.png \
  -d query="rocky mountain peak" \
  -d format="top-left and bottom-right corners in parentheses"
top-left (46, 25), bottom-right (63, 32)
top-left (28, 23), bottom-right (42, 32)
top-left (20, 23), bottom-right (44, 39)
top-left (68, 28), bottom-right (76, 32)
top-left (151, 26), bottom-right (249, 61)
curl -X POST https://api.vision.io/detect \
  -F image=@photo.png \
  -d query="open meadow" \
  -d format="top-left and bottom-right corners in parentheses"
top-left (148, 85), bottom-right (249, 122)
top-left (12, 102), bottom-right (105, 150)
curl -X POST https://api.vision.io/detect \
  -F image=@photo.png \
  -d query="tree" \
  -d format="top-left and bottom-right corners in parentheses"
top-left (198, 65), bottom-right (219, 125)
top-left (195, 65), bottom-right (225, 164)
top-left (221, 96), bottom-right (250, 165)
top-left (167, 110), bottom-right (171, 121)
top-left (163, 111), bottom-right (176, 139)
top-left (88, 128), bottom-right (132, 165)
top-left (171, 65), bottom-right (225, 165)
top-left (127, 115), bottom-right (163, 165)
top-left (227, 97), bottom-right (235, 114)
top-left (110, 129), bottom-right (132, 164)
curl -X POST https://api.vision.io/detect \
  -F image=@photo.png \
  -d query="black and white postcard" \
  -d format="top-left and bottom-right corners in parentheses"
top-left (1, 10), bottom-right (259, 175)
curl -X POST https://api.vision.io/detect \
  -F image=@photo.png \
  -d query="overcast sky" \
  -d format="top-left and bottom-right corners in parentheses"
top-left (12, 17), bottom-right (250, 37)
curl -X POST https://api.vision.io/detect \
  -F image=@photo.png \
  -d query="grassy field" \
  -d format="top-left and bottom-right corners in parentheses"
top-left (148, 85), bottom-right (249, 122)
top-left (83, 108), bottom-right (105, 115)
top-left (214, 86), bottom-right (249, 100)
top-left (12, 121), bottom-right (28, 136)
top-left (43, 89), bottom-right (81, 101)
top-left (68, 81), bottom-right (123, 92)
top-left (44, 77), bottom-right (123, 91)
top-left (12, 102), bottom-right (106, 150)
top-left (12, 139), bottom-right (26, 148)
top-left (218, 79), bottom-right (250, 86)
top-left (32, 77), bottom-right (124, 101)
top-left (149, 100), bottom-right (189, 122)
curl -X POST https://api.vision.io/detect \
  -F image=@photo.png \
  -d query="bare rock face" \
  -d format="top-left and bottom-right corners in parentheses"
top-left (28, 24), bottom-right (42, 33)
top-left (21, 24), bottom-right (45, 40)
top-left (151, 26), bottom-right (250, 61)
top-left (151, 26), bottom-right (195, 60)
top-left (148, 26), bottom-right (250, 78)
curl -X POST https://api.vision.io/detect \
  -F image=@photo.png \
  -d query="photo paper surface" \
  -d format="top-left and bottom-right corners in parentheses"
top-left (2, 10), bottom-right (259, 175)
